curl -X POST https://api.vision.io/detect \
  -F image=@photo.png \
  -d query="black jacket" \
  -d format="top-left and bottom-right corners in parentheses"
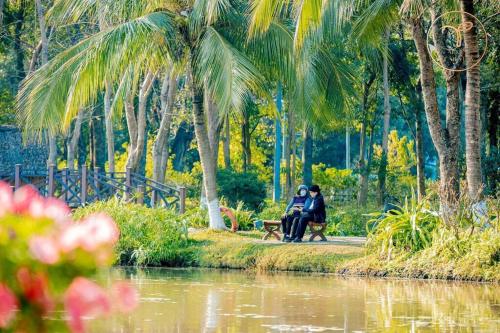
top-left (302, 194), bottom-right (326, 223)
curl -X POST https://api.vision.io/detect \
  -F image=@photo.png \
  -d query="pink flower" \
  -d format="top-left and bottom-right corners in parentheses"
top-left (80, 214), bottom-right (120, 251)
top-left (0, 181), bottom-right (13, 216)
top-left (59, 224), bottom-right (86, 253)
top-left (111, 282), bottom-right (139, 313)
top-left (64, 278), bottom-right (111, 333)
top-left (16, 268), bottom-right (54, 314)
top-left (29, 236), bottom-right (60, 264)
top-left (0, 283), bottom-right (18, 328)
top-left (13, 185), bottom-right (40, 214)
top-left (43, 198), bottom-right (71, 225)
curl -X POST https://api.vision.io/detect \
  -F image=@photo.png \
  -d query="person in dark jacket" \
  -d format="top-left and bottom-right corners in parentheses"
top-left (291, 184), bottom-right (326, 243)
top-left (281, 184), bottom-right (309, 242)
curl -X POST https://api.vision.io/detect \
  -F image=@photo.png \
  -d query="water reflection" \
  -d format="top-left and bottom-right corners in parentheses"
top-left (90, 268), bottom-right (500, 332)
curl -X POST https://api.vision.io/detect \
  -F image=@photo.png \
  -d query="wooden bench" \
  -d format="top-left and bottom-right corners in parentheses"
top-left (308, 222), bottom-right (327, 242)
top-left (262, 220), bottom-right (281, 240)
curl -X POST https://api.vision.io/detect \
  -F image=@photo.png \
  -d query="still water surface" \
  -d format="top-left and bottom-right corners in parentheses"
top-left (91, 268), bottom-right (500, 332)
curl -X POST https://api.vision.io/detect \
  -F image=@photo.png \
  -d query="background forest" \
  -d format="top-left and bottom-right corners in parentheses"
top-left (0, 0), bottom-right (498, 234)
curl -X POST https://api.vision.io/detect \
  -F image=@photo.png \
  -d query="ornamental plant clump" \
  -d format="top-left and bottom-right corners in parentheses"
top-left (0, 181), bottom-right (138, 332)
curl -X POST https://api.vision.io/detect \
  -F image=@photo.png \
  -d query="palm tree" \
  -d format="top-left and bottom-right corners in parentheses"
top-left (17, 0), bottom-right (287, 229)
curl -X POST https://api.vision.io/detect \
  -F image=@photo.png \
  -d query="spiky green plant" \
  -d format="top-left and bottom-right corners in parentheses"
top-left (366, 193), bottom-right (441, 259)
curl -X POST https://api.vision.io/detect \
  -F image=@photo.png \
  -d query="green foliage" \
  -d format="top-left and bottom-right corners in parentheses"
top-left (373, 130), bottom-right (417, 198)
top-left (230, 201), bottom-right (256, 231)
top-left (325, 204), bottom-right (377, 236)
top-left (312, 163), bottom-right (357, 195)
top-left (217, 168), bottom-right (266, 211)
top-left (366, 194), bottom-right (441, 258)
top-left (256, 200), bottom-right (287, 220)
top-left (74, 199), bottom-right (192, 266)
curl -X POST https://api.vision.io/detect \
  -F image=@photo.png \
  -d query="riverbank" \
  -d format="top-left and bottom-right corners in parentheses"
top-left (185, 231), bottom-right (499, 283)
top-left (73, 201), bottom-right (499, 283)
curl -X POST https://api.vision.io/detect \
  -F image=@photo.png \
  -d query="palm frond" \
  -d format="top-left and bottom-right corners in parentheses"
top-left (17, 11), bottom-right (180, 137)
top-left (194, 26), bottom-right (269, 116)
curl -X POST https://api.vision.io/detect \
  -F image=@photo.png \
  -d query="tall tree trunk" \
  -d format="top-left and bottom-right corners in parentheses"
top-left (126, 72), bottom-right (154, 172)
top-left (67, 110), bottom-right (83, 170)
top-left (153, 69), bottom-right (177, 183)
top-left (191, 77), bottom-right (225, 230)
top-left (0, 0), bottom-right (4, 31)
top-left (411, 17), bottom-right (460, 216)
top-left (285, 111), bottom-right (295, 198)
top-left (302, 125), bottom-right (313, 187)
top-left (13, 1), bottom-right (25, 88)
top-left (172, 121), bottom-right (194, 171)
top-left (35, 0), bottom-right (57, 167)
top-left (415, 105), bottom-right (426, 201)
top-left (345, 124), bottom-right (351, 169)
top-left (104, 81), bottom-right (115, 174)
top-left (92, 106), bottom-right (106, 171)
top-left (223, 114), bottom-right (231, 169)
top-left (378, 29), bottom-right (391, 205)
top-left (273, 83), bottom-right (283, 202)
top-left (461, 1), bottom-right (483, 199)
top-left (241, 108), bottom-right (251, 172)
top-left (359, 125), bottom-right (375, 206)
top-left (357, 72), bottom-right (375, 206)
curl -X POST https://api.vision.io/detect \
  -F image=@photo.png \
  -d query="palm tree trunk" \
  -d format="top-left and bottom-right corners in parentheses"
top-left (273, 83), bottom-right (283, 202)
top-left (104, 80), bottom-right (115, 174)
top-left (302, 125), bottom-right (313, 187)
top-left (153, 69), bottom-right (177, 183)
top-left (223, 114), bottom-right (231, 169)
top-left (411, 17), bottom-right (460, 216)
top-left (378, 29), bottom-right (391, 205)
top-left (461, 1), bottom-right (483, 199)
top-left (191, 79), bottom-right (226, 230)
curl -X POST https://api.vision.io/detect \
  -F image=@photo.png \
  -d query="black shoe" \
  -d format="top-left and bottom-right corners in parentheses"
top-left (282, 235), bottom-right (289, 242)
top-left (292, 238), bottom-right (302, 243)
top-left (285, 237), bottom-right (293, 243)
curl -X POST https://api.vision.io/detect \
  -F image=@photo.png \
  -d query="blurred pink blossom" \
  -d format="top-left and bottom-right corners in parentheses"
top-left (16, 268), bottom-right (54, 314)
top-left (64, 278), bottom-right (111, 333)
top-left (0, 283), bottom-right (18, 328)
top-left (43, 197), bottom-right (71, 225)
top-left (29, 236), bottom-right (60, 264)
top-left (80, 214), bottom-right (120, 251)
top-left (0, 182), bottom-right (13, 216)
top-left (13, 185), bottom-right (40, 214)
top-left (111, 282), bottom-right (139, 313)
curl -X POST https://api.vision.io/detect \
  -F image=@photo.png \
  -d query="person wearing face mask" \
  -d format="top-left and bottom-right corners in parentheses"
top-left (291, 184), bottom-right (326, 243)
top-left (281, 185), bottom-right (309, 242)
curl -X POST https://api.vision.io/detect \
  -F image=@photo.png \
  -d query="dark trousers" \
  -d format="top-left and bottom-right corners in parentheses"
top-left (294, 213), bottom-right (318, 240)
top-left (281, 212), bottom-right (300, 236)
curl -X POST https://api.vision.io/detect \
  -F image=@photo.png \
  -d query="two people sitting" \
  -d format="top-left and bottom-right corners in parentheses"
top-left (281, 184), bottom-right (326, 243)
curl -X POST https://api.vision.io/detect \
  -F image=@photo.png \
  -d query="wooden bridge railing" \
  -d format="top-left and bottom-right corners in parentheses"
top-left (0, 164), bottom-right (186, 212)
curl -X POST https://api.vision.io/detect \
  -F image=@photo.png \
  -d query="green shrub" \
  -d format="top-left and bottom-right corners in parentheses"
top-left (231, 201), bottom-right (256, 230)
top-left (73, 199), bottom-right (192, 266)
top-left (257, 200), bottom-right (286, 220)
top-left (217, 168), bottom-right (267, 211)
top-left (325, 204), bottom-right (375, 236)
top-left (366, 194), bottom-right (441, 258)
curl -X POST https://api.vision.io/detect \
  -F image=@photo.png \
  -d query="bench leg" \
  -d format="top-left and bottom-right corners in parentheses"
top-left (263, 227), bottom-right (281, 240)
top-left (308, 224), bottom-right (327, 242)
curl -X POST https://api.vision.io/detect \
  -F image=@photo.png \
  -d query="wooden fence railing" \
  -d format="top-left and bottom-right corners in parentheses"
top-left (0, 164), bottom-right (186, 212)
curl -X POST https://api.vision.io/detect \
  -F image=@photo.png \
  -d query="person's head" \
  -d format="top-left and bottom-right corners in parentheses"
top-left (297, 184), bottom-right (308, 197)
top-left (309, 185), bottom-right (321, 198)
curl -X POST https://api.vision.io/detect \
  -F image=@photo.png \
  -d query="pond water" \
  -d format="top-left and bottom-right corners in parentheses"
top-left (90, 268), bottom-right (500, 332)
